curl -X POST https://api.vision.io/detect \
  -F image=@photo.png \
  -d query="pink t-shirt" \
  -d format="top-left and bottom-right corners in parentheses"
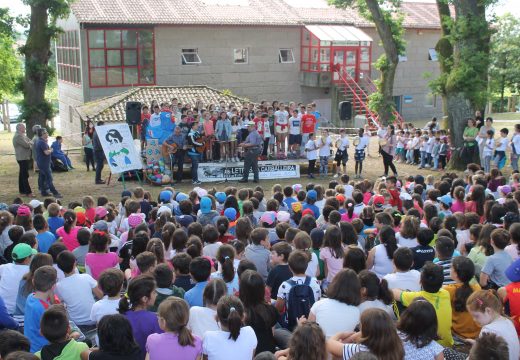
top-left (340, 212), bottom-right (358, 223)
top-left (319, 247), bottom-right (344, 283)
top-left (56, 226), bottom-right (81, 251)
top-left (85, 208), bottom-right (96, 224)
top-left (451, 200), bottom-right (465, 213)
top-left (85, 252), bottom-right (119, 280)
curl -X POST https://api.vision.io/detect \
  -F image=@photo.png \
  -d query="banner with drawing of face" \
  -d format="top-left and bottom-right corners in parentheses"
top-left (95, 124), bottom-right (143, 174)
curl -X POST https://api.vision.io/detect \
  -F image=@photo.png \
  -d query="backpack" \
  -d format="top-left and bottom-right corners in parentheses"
top-left (284, 276), bottom-right (315, 330)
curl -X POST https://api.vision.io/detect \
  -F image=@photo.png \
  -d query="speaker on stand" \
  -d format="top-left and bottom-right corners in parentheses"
top-left (338, 101), bottom-right (352, 121)
top-left (126, 101), bottom-right (142, 139)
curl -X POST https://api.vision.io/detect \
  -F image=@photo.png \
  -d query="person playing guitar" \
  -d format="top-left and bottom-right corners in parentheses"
top-left (163, 126), bottom-right (186, 184)
top-left (187, 122), bottom-right (204, 185)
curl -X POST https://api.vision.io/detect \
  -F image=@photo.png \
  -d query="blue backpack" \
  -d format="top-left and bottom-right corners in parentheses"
top-left (284, 276), bottom-right (315, 330)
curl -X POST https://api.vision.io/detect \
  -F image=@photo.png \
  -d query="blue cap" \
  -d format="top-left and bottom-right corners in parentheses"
top-left (159, 190), bottom-right (173, 203)
top-left (224, 207), bottom-right (237, 221)
top-left (200, 197), bottom-right (212, 214)
top-left (176, 192), bottom-right (188, 202)
top-left (121, 190), bottom-right (132, 198)
top-left (437, 194), bottom-right (452, 206)
top-left (215, 192), bottom-right (227, 204)
top-left (307, 190), bottom-right (317, 201)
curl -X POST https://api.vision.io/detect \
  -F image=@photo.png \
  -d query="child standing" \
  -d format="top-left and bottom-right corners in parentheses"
top-left (431, 137), bottom-right (441, 170)
top-left (438, 136), bottom-right (449, 169)
top-left (354, 128), bottom-right (369, 179)
top-left (467, 290), bottom-right (520, 360)
top-left (304, 133), bottom-right (317, 179)
top-left (317, 129), bottom-right (332, 178)
top-left (215, 111), bottom-right (232, 163)
top-left (482, 129), bottom-right (495, 173)
top-left (494, 128), bottom-right (509, 169)
top-left (85, 231), bottom-right (120, 280)
top-left (146, 297), bottom-right (202, 360)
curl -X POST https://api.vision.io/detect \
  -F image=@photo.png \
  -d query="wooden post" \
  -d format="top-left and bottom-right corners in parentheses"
top-left (5, 100), bottom-right (11, 132)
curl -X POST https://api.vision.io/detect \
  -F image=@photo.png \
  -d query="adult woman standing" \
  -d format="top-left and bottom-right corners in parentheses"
top-left (380, 124), bottom-right (398, 177)
top-left (462, 118), bottom-right (479, 165)
top-left (13, 123), bottom-right (34, 197)
top-left (83, 120), bottom-right (95, 172)
top-left (477, 117), bottom-right (495, 167)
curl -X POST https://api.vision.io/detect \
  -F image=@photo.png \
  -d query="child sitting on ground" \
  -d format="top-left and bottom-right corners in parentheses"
top-left (172, 253), bottom-right (194, 292)
top-left (72, 228), bottom-right (90, 272)
top-left (434, 236), bottom-right (456, 285)
top-left (184, 257), bottom-right (212, 307)
top-left (411, 228), bottom-right (435, 271)
top-left (383, 247), bottom-right (421, 291)
top-left (85, 230), bottom-right (120, 280)
top-left (150, 263), bottom-right (185, 312)
top-left (90, 268), bottom-right (124, 324)
top-left (480, 228), bottom-right (513, 289)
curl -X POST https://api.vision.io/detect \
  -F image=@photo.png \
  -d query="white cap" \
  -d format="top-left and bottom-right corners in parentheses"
top-left (29, 199), bottom-right (43, 209)
top-left (157, 205), bottom-right (172, 216)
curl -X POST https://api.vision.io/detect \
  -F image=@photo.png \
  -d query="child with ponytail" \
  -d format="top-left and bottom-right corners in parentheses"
top-left (367, 225), bottom-right (398, 279)
top-left (118, 275), bottom-right (162, 358)
top-left (202, 295), bottom-right (257, 359)
top-left (146, 297), bottom-right (202, 360)
top-left (56, 211), bottom-right (80, 251)
top-left (319, 225), bottom-right (344, 288)
top-left (357, 270), bottom-right (395, 318)
top-left (211, 244), bottom-right (239, 294)
top-left (85, 230), bottom-right (119, 280)
top-left (467, 290), bottom-right (520, 359)
top-left (443, 256), bottom-right (481, 339)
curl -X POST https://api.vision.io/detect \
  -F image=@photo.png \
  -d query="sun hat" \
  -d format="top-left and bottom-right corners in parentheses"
top-left (215, 192), bottom-right (227, 204)
top-left (16, 205), bottom-right (31, 217)
top-left (200, 197), bottom-right (212, 214)
top-left (92, 220), bottom-right (109, 232)
top-left (128, 213), bottom-right (144, 228)
top-left (277, 211), bottom-right (290, 223)
top-left (260, 211), bottom-right (276, 225)
top-left (307, 190), bottom-right (317, 201)
top-left (224, 208), bottom-right (237, 221)
top-left (437, 194), bottom-right (453, 206)
top-left (29, 199), bottom-right (43, 209)
top-left (160, 190), bottom-right (173, 203)
top-left (302, 208), bottom-right (315, 217)
top-left (95, 206), bottom-right (108, 219)
top-left (12, 243), bottom-right (37, 261)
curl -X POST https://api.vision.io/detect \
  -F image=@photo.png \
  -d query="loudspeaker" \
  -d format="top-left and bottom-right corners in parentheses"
top-left (126, 101), bottom-right (142, 125)
top-left (339, 101), bottom-right (352, 121)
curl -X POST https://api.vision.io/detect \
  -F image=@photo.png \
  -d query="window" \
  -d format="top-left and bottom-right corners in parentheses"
top-left (87, 29), bottom-right (155, 88)
top-left (428, 48), bottom-right (438, 61)
top-left (279, 49), bottom-right (294, 63)
top-left (56, 31), bottom-right (81, 85)
top-left (182, 49), bottom-right (201, 65)
top-left (425, 93), bottom-right (436, 107)
top-left (233, 48), bottom-right (248, 64)
top-left (398, 54), bottom-right (408, 62)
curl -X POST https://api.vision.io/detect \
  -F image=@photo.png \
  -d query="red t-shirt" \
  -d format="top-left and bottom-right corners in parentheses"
top-left (138, 113), bottom-right (151, 135)
top-left (301, 114), bottom-right (316, 134)
top-left (387, 188), bottom-right (402, 209)
top-left (254, 117), bottom-right (264, 136)
top-left (505, 282), bottom-right (520, 336)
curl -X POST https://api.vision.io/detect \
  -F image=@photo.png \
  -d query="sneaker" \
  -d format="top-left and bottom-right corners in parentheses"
top-left (333, 174), bottom-right (339, 178)
top-left (192, 180), bottom-right (202, 185)
top-left (424, 164), bottom-right (431, 168)
top-left (53, 193), bottom-right (63, 199)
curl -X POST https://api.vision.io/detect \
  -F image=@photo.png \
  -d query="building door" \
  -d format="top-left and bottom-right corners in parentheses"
top-left (332, 47), bottom-right (359, 82)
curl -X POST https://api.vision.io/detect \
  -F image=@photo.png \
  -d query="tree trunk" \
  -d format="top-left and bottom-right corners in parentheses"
top-left (500, 74), bottom-right (506, 113)
top-left (446, 92), bottom-right (476, 170)
top-left (364, 0), bottom-right (399, 126)
top-left (22, 4), bottom-right (52, 138)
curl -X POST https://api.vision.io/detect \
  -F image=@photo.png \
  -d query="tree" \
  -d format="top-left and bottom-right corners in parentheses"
top-left (329, 0), bottom-right (405, 125)
top-left (19, 0), bottom-right (69, 137)
top-left (0, 8), bottom-right (21, 102)
top-left (488, 13), bottom-right (520, 112)
top-left (432, 0), bottom-right (494, 169)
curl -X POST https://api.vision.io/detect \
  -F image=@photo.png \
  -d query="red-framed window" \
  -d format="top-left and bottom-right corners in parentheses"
top-left (56, 31), bottom-right (81, 86)
top-left (87, 28), bottom-right (156, 88)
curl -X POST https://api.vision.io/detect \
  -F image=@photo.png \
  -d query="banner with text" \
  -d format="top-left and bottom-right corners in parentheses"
top-left (198, 161), bottom-right (300, 182)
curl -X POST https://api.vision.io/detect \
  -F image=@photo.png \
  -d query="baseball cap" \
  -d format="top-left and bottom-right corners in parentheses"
top-left (292, 184), bottom-right (302, 193)
top-left (215, 192), bottom-right (227, 204)
top-left (121, 190), bottom-right (132, 198)
top-left (95, 206), bottom-right (108, 219)
top-left (12, 243), bottom-right (37, 261)
top-left (260, 211), bottom-right (276, 225)
top-left (160, 190), bottom-right (173, 203)
top-left (176, 192), bottom-right (188, 202)
top-left (506, 259), bottom-right (520, 283)
top-left (92, 220), bottom-right (109, 232)
top-left (157, 205), bottom-right (172, 216)
top-left (437, 194), bottom-right (453, 206)
top-left (302, 208), bottom-right (315, 218)
top-left (29, 199), bottom-right (43, 209)
top-left (307, 190), bottom-right (317, 201)
top-left (244, 120), bottom-right (255, 126)
top-left (194, 187), bottom-right (208, 198)
top-left (277, 211), bottom-right (290, 223)
top-left (76, 212), bottom-right (87, 226)
top-left (498, 185), bottom-right (512, 195)
top-left (200, 197), bottom-right (212, 214)
top-left (336, 194), bottom-right (346, 203)
top-left (292, 202), bottom-right (302, 213)
top-left (224, 208), bottom-right (237, 221)
top-left (16, 205), bottom-right (31, 217)
top-left (372, 195), bottom-right (385, 209)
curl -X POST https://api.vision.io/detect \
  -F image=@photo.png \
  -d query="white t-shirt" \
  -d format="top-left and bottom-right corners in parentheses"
top-left (481, 317), bottom-right (520, 360)
top-left (306, 252), bottom-right (319, 278)
top-left (189, 306), bottom-right (219, 339)
top-left (202, 326), bottom-right (257, 360)
top-left (289, 117), bottom-right (301, 135)
top-left (338, 136), bottom-right (350, 151)
top-left (203, 243), bottom-right (222, 259)
top-left (353, 203), bottom-right (365, 216)
top-left (310, 298), bottom-right (360, 338)
top-left (90, 296), bottom-right (120, 323)
top-left (358, 299), bottom-right (394, 318)
top-left (496, 137), bottom-right (508, 152)
top-left (371, 244), bottom-right (395, 279)
top-left (456, 229), bottom-right (471, 253)
top-left (275, 110), bottom-right (289, 125)
top-left (356, 135), bottom-right (370, 150)
top-left (383, 270), bottom-right (421, 291)
top-left (0, 263), bottom-right (29, 314)
top-left (305, 139), bottom-right (317, 161)
top-left (278, 275), bottom-right (321, 302)
top-left (511, 133), bottom-right (520, 155)
top-left (343, 185), bottom-right (354, 199)
top-left (396, 233), bottom-right (418, 248)
top-left (483, 138), bottom-right (495, 157)
top-left (318, 136), bottom-right (332, 157)
top-left (55, 273), bottom-right (97, 325)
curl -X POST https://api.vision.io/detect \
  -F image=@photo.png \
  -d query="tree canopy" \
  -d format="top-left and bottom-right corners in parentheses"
top-left (0, 8), bottom-right (22, 102)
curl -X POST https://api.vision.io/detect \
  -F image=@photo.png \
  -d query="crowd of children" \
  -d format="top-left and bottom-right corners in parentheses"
top-left (1, 158), bottom-right (520, 359)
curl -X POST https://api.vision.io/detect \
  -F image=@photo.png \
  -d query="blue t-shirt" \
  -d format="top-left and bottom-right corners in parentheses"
top-left (184, 281), bottom-right (207, 307)
top-left (35, 139), bottom-right (51, 168)
top-left (24, 294), bottom-right (49, 352)
top-left (37, 231), bottom-right (56, 253)
top-left (47, 217), bottom-right (64, 237)
top-left (303, 203), bottom-right (320, 218)
top-left (283, 197), bottom-right (296, 209)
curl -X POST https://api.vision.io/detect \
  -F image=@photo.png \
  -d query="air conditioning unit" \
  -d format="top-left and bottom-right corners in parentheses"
top-left (319, 72), bottom-right (332, 87)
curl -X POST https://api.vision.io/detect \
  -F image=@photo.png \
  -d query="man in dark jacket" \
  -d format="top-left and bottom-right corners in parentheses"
top-left (92, 121), bottom-right (105, 184)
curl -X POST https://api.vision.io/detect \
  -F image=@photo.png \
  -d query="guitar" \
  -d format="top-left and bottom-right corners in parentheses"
top-left (162, 142), bottom-right (178, 155)
top-left (195, 137), bottom-right (205, 154)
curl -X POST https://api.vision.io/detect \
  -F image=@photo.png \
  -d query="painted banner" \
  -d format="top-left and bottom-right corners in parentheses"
top-left (198, 161), bottom-right (300, 182)
top-left (95, 124), bottom-right (142, 174)
top-left (144, 138), bottom-right (163, 163)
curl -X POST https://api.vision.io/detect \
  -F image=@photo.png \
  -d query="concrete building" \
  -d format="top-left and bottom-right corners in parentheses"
top-left (56, 0), bottom-right (444, 139)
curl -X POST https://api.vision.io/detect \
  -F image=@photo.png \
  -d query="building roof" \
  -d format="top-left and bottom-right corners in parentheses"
top-left (305, 25), bottom-right (372, 43)
top-left (70, 0), bottom-right (442, 29)
top-left (75, 86), bottom-right (247, 123)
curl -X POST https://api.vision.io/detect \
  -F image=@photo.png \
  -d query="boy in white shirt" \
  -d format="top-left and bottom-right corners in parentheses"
top-left (383, 247), bottom-right (421, 291)
top-left (317, 129), bottom-right (332, 177)
top-left (305, 133), bottom-right (317, 179)
top-left (0, 243), bottom-right (35, 314)
top-left (511, 123), bottom-right (520, 171)
top-left (494, 128), bottom-right (509, 169)
top-left (55, 251), bottom-right (102, 331)
top-left (482, 129), bottom-right (495, 173)
top-left (90, 268), bottom-right (124, 324)
top-left (334, 129), bottom-right (350, 178)
top-left (288, 110), bottom-right (302, 158)
top-left (354, 127), bottom-right (370, 179)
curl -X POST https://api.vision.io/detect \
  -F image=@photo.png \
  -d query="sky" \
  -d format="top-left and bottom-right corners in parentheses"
top-left (0, 0), bottom-right (518, 23)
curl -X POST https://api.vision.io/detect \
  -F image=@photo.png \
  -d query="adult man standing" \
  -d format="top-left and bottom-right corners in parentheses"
top-left (164, 125), bottom-right (186, 184)
top-left (12, 123), bottom-right (33, 197)
top-left (238, 121), bottom-right (263, 183)
top-left (92, 121), bottom-right (106, 184)
top-left (300, 105), bottom-right (317, 158)
top-left (35, 129), bottom-right (62, 198)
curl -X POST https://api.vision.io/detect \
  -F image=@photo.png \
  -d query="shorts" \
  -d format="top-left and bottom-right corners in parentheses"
top-left (335, 149), bottom-right (348, 165)
top-left (276, 125), bottom-right (288, 134)
top-left (289, 134), bottom-right (302, 145)
top-left (355, 149), bottom-right (365, 162)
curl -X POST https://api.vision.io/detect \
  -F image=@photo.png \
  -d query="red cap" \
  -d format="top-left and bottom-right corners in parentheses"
top-left (76, 212), bottom-right (87, 225)
top-left (302, 208), bottom-right (315, 217)
top-left (373, 195), bottom-right (385, 209)
top-left (336, 194), bottom-right (346, 203)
